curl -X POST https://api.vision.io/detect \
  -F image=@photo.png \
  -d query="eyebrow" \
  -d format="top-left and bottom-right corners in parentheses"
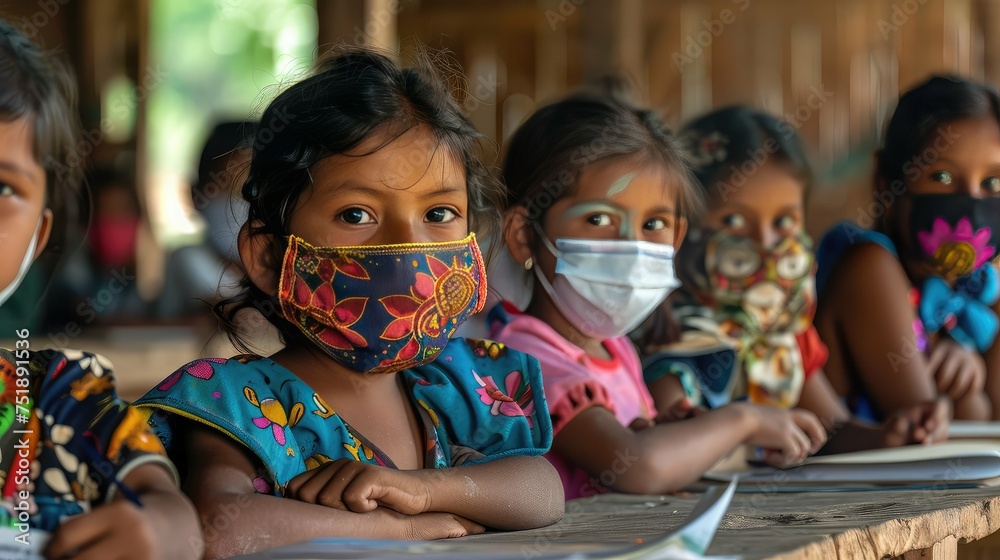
top-left (0, 160), bottom-right (40, 182)
top-left (648, 205), bottom-right (676, 216)
top-left (417, 185), bottom-right (466, 200)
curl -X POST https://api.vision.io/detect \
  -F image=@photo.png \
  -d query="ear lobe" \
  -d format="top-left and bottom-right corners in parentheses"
top-left (503, 206), bottom-right (535, 268)
top-left (32, 208), bottom-right (53, 261)
top-left (239, 219), bottom-right (281, 297)
top-left (673, 216), bottom-right (688, 251)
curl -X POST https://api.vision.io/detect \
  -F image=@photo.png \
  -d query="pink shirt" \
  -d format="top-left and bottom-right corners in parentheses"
top-left (490, 312), bottom-right (656, 500)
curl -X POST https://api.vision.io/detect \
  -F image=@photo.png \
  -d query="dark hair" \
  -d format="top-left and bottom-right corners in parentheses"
top-left (678, 105), bottom-right (812, 217)
top-left (0, 20), bottom-right (87, 262)
top-left (216, 46), bottom-right (505, 353)
top-left (875, 75), bottom-right (1000, 196)
top-left (502, 89), bottom-right (700, 229)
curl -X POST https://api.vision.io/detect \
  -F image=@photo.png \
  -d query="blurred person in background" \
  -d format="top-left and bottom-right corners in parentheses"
top-left (44, 167), bottom-right (149, 329)
top-left (157, 121), bottom-right (255, 319)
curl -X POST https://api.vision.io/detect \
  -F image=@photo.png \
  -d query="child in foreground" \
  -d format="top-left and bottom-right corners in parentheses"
top-left (0, 20), bottom-right (201, 559)
top-left (136, 47), bottom-right (563, 557)
top-left (488, 91), bottom-right (827, 500)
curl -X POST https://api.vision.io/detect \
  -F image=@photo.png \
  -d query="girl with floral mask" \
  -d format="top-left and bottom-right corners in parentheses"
top-left (0, 20), bottom-right (202, 559)
top-left (489, 91), bottom-right (827, 500)
top-left (136, 47), bottom-right (563, 557)
top-left (816, 76), bottom-right (1000, 423)
top-left (641, 106), bottom-right (948, 455)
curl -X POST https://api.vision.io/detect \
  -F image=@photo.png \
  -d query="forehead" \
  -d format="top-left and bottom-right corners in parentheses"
top-left (0, 116), bottom-right (43, 183)
top-left (312, 125), bottom-right (466, 194)
top-left (712, 161), bottom-right (804, 209)
top-left (571, 157), bottom-right (676, 205)
top-left (928, 117), bottom-right (1000, 166)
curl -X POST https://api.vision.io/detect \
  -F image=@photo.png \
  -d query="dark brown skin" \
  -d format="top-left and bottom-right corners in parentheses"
top-left (190, 126), bottom-right (563, 558)
top-left (44, 464), bottom-right (203, 560)
top-left (650, 161), bottom-right (948, 452)
top-left (818, 117), bottom-right (1000, 422)
top-left (504, 157), bottom-right (827, 495)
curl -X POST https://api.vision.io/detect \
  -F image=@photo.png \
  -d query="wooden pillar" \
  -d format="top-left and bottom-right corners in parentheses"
top-left (979, 0), bottom-right (1000, 87)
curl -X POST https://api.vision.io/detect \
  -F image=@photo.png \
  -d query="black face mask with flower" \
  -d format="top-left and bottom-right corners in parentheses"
top-left (904, 193), bottom-right (1000, 353)
top-left (907, 194), bottom-right (1000, 280)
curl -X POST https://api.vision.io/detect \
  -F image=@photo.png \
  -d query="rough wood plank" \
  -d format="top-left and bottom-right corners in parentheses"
top-left (463, 487), bottom-right (1000, 560)
top-left (899, 535), bottom-right (959, 560)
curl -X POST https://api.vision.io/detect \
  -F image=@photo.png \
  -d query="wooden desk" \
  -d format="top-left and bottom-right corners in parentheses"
top-left (462, 486), bottom-right (1000, 559)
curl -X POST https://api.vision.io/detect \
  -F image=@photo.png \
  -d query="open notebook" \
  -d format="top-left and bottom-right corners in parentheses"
top-left (949, 421), bottom-right (1000, 439)
top-left (0, 528), bottom-right (49, 560)
top-left (704, 440), bottom-right (1000, 488)
top-left (234, 480), bottom-right (739, 560)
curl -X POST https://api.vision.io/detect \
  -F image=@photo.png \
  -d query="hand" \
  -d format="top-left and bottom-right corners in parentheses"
top-left (736, 404), bottom-right (827, 467)
top-left (929, 339), bottom-right (986, 402)
top-left (880, 398), bottom-right (950, 447)
top-left (654, 397), bottom-right (707, 423)
top-left (286, 459), bottom-right (431, 515)
top-left (45, 501), bottom-right (158, 560)
top-left (387, 509), bottom-right (485, 540)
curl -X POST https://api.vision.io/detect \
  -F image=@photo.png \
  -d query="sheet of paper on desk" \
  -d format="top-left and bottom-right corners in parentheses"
top-left (705, 440), bottom-right (1000, 487)
top-left (0, 527), bottom-right (50, 559)
top-left (949, 422), bottom-right (1000, 438)
top-left (234, 481), bottom-right (740, 560)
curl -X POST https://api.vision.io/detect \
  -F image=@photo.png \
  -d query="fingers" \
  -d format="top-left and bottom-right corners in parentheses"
top-left (628, 417), bottom-right (656, 431)
top-left (287, 459), bottom-right (354, 508)
top-left (45, 508), bottom-right (116, 560)
top-left (792, 410), bottom-right (828, 453)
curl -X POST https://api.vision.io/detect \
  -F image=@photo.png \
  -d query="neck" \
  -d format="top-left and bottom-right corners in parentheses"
top-left (525, 289), bottom-right (611, 360)
top-left (270, 344), bottom-right (400, 398)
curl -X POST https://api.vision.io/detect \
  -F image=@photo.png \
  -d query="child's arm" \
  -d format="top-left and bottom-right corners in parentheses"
top-left (549, 403), bottom-right (825, 495)
top-left (646, 375), bottom-right (704, 421)
top-left (797, 371), bottom-right (949, 453)
top-left (285, 455), bottom-right (564, 530)
top-left (44, 463), bottom-right (203, 560)
top-left (185, 426), bottom-right (483, 558)
top-left (818, 244), bottom-right (943, 415)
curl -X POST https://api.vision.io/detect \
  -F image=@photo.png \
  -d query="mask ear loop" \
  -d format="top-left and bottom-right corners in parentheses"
top-left (0, 216), bottom-right (43, 307)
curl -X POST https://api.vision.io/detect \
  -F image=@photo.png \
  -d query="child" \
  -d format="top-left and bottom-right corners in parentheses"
top-left (0, 21), bottom-right (202, 558)
top-left (488, 91), bottom-right (827, 500)
top-left (642, 106), bottom-right (947, 454)
top-left (135, 47), bottom-right (563, 557)
top-left (816, 76), bottom-right (1000, 421)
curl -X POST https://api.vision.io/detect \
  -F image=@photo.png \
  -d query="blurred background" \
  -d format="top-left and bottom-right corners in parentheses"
top-left (0, 0), bottom-right (995, 397)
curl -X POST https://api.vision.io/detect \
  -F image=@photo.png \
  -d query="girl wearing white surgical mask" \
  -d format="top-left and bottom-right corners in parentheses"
top-left (489, 90), bottom-right (827, 500)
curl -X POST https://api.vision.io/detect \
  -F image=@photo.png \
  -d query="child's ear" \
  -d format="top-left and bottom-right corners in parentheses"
top-left (503, 206), bottom-right (535, 269)
top-left (239, 219), bottom-right (280, 297)
top-left (673, 216), bottom-right (688, 251)
top-left (32, 208), bottom-right (53, 260)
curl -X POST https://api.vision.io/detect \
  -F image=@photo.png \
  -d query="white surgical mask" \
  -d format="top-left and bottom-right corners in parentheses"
top-left (533, 229), bottom-right (681, 339)
top-left (0, 217), bottom-right (42, 307)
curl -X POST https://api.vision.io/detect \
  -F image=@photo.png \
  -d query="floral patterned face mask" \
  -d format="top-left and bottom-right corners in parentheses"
top-left (277, 233), bottom-right (488, 374)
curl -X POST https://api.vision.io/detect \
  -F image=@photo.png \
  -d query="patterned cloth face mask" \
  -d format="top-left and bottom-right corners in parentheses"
top-left (906, 194), bottom-right (1000, 352)
top-left (680, 229), bottom-right (816, 407)
top-left (278, 233), bottom-right (488, 374)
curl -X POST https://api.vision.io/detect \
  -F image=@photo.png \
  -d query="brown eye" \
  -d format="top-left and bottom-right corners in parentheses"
top-left (775, 215), bottom-right (797, 231)
top-left (340, 208), bottom-right (374, 224)
top-left (723, 213), bottom-right (746, 229)
top-left (643, 218), bottom-right (667, 231)
top-left (0, 184), bottom-right (13, 197)
top-left (426, 207), bottom-right (458, 223)
top-left (930, 170), bottom-right (953, 184)
top-left (983, 176), bottom-right (1000, 194)
top-left (586, 213), bottom-right (613, 227)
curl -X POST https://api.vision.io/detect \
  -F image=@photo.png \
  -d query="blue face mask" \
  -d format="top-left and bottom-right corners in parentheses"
top-left (0, 217), bottom-right (42, 307)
